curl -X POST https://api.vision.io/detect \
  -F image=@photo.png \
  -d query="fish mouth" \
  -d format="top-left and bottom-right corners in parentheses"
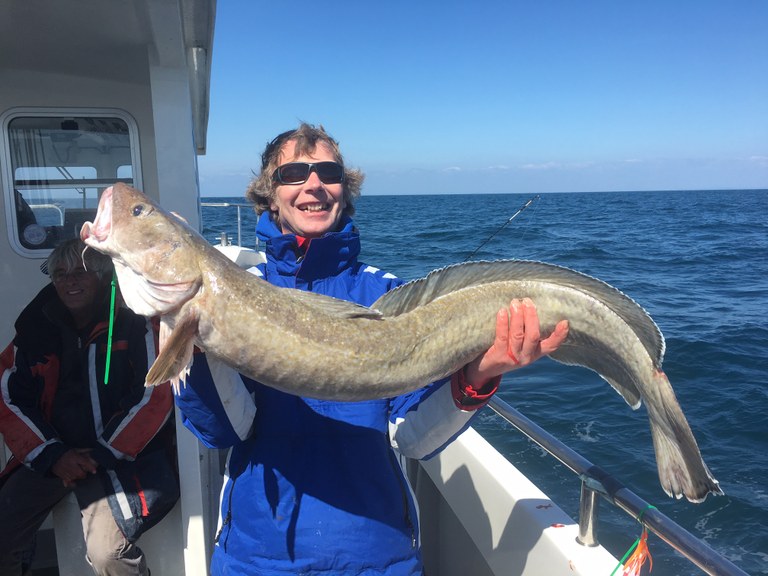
top-left (80, 186), bottom-right (114, 245)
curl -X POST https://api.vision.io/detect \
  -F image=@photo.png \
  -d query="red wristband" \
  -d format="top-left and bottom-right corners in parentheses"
top-left (451, 368), bottom-right (501, 411)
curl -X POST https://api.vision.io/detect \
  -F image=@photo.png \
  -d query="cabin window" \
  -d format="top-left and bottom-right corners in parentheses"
top-left (1, 110), bottom-right (141, 254)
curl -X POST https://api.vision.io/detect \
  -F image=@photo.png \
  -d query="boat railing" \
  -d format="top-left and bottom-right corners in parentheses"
top-left (200, 201), bottom-right (253, 248)
top-left (488, 396), bottom-right (748, 576)
top-left (29, 203), bottom-right (65, 226)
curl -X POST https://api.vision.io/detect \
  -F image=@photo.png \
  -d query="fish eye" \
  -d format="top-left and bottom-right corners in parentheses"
top-left (132, 204), bottom-right (145, 217)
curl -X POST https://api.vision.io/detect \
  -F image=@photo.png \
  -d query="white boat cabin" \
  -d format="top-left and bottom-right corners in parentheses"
top-left (1, 2), bottom-right (219, 574)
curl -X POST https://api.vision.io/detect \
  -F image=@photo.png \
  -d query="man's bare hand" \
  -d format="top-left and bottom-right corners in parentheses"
top-left (51, 448), bottom-right (98, 488)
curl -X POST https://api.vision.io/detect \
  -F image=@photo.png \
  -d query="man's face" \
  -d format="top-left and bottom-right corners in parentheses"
top-left (51, 265), bottom-right (104, 317)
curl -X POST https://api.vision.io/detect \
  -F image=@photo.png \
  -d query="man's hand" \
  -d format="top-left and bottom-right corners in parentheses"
top-left (51, 448), bottom-right (98, 488)
top-left (464, 298), bottom-right (569, 388)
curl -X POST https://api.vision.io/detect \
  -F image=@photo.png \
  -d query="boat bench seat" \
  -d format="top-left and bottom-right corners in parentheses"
top-left (2, 424), bottom-right (215, 576)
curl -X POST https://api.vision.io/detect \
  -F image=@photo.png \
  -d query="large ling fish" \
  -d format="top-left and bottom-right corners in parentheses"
top-left (80, 183), bottom-right (721, 503)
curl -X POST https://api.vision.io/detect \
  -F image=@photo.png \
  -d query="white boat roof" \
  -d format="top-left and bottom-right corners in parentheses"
top-left (0, 0), bottom-right (214, 153)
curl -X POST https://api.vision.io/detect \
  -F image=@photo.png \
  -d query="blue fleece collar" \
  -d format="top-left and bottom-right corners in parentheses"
top-left (255, 212), bottom-right (361, 280)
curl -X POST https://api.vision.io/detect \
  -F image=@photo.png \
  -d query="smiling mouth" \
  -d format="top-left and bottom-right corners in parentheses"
top-left (298, 203), bottom-right (330, 213)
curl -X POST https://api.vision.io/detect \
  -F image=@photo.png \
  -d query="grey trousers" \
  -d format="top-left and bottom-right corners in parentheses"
top-left (0, 466), bottom-right (148, 576)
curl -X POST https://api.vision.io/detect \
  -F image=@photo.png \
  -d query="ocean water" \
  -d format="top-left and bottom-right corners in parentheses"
top-left (201, 189), bottom-right (768, 576)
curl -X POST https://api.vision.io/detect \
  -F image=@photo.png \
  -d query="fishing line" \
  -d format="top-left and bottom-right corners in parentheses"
top-left (609, 504), bottom-right (657, 576)
top-left (463, 194), bottom-right (540, 262)
top-left (104, 269), bottom-right (117, 385)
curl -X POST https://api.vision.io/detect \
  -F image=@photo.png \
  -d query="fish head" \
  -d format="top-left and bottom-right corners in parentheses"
top-left (80, 183), bottom-right (202, 317)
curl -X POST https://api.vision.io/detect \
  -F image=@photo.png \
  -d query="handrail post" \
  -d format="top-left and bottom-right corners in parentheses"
top-left (577, 479), bottom-right (600, 547)
top-left (236, 205), bottom-right (243, 246)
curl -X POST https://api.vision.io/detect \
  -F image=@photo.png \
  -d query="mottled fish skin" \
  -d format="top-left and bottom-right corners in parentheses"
top-left (80, 183), bottom-right (721, 503)
top-left (373, 263), bottom-right (722, 503)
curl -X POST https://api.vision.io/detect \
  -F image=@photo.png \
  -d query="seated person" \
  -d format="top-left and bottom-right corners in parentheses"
top-left (0, 238), bottom-right (178, 576)
top-left (14, 189), bottom-right (46, 249)
top-left (14, 190), bottom-right (36, 231)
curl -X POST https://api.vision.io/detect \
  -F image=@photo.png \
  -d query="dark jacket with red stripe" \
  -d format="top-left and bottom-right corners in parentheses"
top-left (0, 283), bottom-right (173, 480)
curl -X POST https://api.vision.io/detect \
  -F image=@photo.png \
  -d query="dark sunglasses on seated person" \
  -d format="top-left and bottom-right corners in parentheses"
top-left (272, 161), bottom-right (345, 185)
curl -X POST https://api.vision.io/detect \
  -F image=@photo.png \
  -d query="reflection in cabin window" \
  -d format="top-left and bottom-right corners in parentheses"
top-left (3, 114), bottom-right (138, 251)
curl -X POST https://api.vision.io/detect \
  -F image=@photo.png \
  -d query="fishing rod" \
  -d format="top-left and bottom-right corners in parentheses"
top-left (463, 194), bottom-right (540, 262)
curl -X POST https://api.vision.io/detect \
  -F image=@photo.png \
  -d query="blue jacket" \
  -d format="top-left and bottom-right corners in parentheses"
top-left (175, 213), bottom-right (488, 575)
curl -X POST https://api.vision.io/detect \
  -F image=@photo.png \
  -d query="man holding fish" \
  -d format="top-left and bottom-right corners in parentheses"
top-left (173, 123), bottom-right (568, 575)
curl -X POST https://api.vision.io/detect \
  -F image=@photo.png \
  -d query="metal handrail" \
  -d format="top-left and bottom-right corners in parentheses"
top-left (200, 201), bottom-right (252, 247)
top-left (488, 396), bottom-right (748, 576)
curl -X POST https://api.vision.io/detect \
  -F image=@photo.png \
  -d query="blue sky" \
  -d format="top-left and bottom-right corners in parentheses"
top-left (198, 1), bottom-right (768, 197)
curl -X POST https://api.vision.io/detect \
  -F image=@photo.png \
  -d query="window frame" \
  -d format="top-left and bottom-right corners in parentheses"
top-left (0, 107), bottom-right (143, 257)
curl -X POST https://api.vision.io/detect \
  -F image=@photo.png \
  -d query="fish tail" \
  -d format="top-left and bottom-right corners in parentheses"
top-left (647, 370), bottom-right (723, 502)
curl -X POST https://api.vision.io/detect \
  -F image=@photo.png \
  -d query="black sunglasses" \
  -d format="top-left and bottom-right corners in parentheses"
top-left (272, 161), bottom-right (345, 185)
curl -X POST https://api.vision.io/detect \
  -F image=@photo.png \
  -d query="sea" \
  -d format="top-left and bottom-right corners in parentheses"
top-left (201, 189), bottom-right (768, 576)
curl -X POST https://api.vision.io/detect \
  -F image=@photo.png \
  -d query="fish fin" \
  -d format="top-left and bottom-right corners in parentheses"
top-left (146, 312), bottom-right (199, 392)
top-left (373, 259), bottom-right (665, 366)
top-left (549, 339), bottom-right (643, 409)
top-left (284, 288), bottom-right (383, 319)
top-left (646, 370), bottom-right (723, 502)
